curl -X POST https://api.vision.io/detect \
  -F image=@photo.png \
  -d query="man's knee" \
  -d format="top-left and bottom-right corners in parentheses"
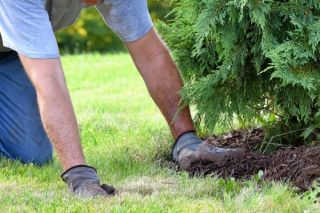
top-left (17, 135), bottom-right (53, 165)
top-left (0, 136), bottom-right (53, 166)
top-left (20, 143), bottom-right (53, 165)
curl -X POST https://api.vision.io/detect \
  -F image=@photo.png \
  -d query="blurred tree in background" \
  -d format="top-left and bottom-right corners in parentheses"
top-left (56, 0), bottom-right (173, 54)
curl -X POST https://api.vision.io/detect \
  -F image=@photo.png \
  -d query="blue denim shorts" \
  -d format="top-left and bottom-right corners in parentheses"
top-left (0, 52), bottom-right (53, 165)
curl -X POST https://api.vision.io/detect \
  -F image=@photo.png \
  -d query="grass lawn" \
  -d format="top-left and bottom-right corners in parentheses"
top-left (0, 54), bottom-right (319, 212)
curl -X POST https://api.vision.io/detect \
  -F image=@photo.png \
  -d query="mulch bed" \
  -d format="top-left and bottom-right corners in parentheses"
top-left (187, 128), bottom-right (320, 191)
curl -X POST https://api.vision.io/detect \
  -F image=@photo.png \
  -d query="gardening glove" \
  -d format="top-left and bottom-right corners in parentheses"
top-left (61, 165), bottom-right (115, 198)
top-left (173, 131), bottom-right (246, 170)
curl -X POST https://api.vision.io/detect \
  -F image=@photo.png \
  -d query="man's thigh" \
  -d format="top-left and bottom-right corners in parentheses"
top-left (0, 52), bottom-right (52, 165)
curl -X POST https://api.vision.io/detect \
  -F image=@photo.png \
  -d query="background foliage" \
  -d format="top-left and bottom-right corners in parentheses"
top-left (158, 0), bottom-right (320, 144)
top-left (56, 0), bottom-right (173, 53)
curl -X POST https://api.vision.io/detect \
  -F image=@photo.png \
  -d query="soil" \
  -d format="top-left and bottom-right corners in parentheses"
top-left (187, 128), bottom-right (320, 191)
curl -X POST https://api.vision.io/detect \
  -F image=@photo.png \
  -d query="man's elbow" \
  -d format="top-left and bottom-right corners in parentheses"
top-left (19, 55), bottom-right (67, 96)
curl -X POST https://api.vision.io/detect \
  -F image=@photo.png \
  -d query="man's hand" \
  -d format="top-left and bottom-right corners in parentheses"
top-left (173, 132), bottom-right (246, 170)
top-left (62, 165), bottom-right (115, 198)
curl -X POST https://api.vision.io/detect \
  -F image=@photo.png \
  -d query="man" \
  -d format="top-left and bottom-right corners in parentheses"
top-left (0, 0), bottom-right (244, 198)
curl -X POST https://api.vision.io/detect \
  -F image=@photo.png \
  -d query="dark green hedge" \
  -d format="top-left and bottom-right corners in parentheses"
top-left (158, 0), bottom-right (320, 144)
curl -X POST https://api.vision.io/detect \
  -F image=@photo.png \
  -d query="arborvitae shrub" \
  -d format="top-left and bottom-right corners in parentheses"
top-left (158, 0), bottom-right (320, 143)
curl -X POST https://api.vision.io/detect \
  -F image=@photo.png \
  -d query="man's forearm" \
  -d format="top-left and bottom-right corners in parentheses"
top-left (36, 80), bottom-right (85, 170)
top-left (19, 55), bottom-right (85, 170)
top-left (126, 29), bottom-right (195, 139)
top-left (138, 48), bottom-right (195, 139)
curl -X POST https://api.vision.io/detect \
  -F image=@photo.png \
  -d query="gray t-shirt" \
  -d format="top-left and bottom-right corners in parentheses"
top-left (0, 0), bottom-right (153, 58)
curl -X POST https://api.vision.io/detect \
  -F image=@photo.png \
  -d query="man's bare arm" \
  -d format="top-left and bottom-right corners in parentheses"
top-left (19, 55), bottom-right (85, 170)
top-left (126, 29), bottom-right (246, 170)
top-left (126, 28), bottom-right (195, 139)
top-left (19, 55), bottom-right (115, 197)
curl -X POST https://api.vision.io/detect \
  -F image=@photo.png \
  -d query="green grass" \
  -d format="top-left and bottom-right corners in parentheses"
top-left (0, 54), bottom-right (319, 212)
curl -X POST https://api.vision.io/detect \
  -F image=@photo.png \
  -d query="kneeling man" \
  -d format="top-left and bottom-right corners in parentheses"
top-left (0, 0), bottom-right (242, 197)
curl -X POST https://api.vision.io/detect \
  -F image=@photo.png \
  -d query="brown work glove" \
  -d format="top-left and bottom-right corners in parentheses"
top-left (61, 165), bottom-right (115, 198)
top-left (173, 131), bottom-right (246, 170)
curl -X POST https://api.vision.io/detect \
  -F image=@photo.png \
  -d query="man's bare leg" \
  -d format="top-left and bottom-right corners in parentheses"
top-left (126, 28), bottom-right (195, 139)
top-left (19, 56), bottom-right (85, 170)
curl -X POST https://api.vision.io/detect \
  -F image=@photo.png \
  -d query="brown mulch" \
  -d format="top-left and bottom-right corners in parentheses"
top-left (187, 128), bottom-right (320, 191)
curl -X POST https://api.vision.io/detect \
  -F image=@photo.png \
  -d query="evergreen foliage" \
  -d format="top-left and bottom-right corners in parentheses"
top-left (158, 0), bottom-right (320, 142)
